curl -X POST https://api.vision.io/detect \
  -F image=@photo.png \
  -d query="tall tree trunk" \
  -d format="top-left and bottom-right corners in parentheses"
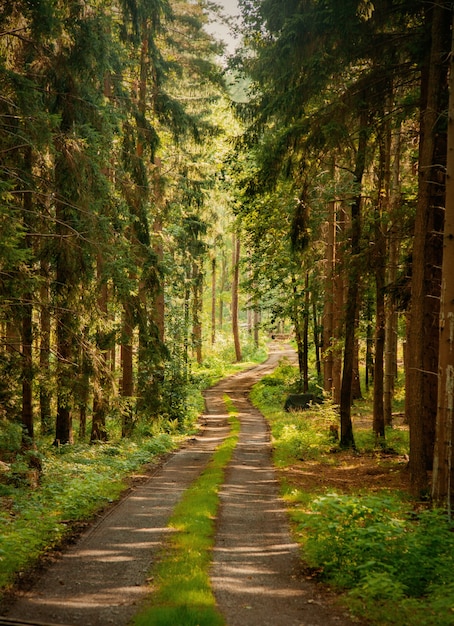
top-left (218, 250), bottom-right (227, 331)
top-left (39, 261), bottom-right (52, 435)
top-left (54, 171), bottom-right (76, 446)
top-left (432, 10), bottom-right (454, 511)
top-left (365, 293), bottom-right (374, 393)
top-left (253, 307), bottom-right (260, 349)
top-left (312, 298), bottom-right (321, 380)
top-left (303, 273), bottom-right (310, 392)
top-left (323, 198), bottom-right (335, 394)
top-left (407, 1), bottom-right (449, 496)
top-left (232, 233), bottom-right (242, 362)
top-left (373, 123), bottom-right (387, 440)
top-left (291, 277), bottom-right (305, 383)
top-left (21, 146), bottom-right (34, 442)
top-left (152, 159), bottom-right (165, 345)
top-left (211, 256), bottom-right (216, 345)
top-left (384, 126), bottom-right (402, 427)
top-left (332, 204), bottom-right (346, 405)
top-left (77, 338), bottom-right (90, 441)
top-left (340, 106), bottom-right (369, 448)
top-left (91, 258), bottom-right (109, 442)
top-left (121, 302), bottom-right (134, 437)
top-left (192, 261), bottom-right (203, 364)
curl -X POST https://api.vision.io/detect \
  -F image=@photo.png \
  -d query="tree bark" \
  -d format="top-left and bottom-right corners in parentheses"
top-left (322, 199), bottom-right (335, 394)
top-left (384, 126), bottom-right (402, 427)
top-left (303, 273), bottom-right (310, 392)
top-left (339, 105), bottom-right (369, 448)
top-left (292, 273), bottom-right (307, 382)
top-left (373, 123), bottom-right (387, 440)
top-left (21, 146), bottom-right (34, 442)
top-left (407, 1), bottom-right (449, 496)
top-left (192, 261), bottom-right (203, 364)
top-left (211, 256), bottom-right (216, 345)
top-left (91, 258), bottom-right (109, 442)
top-left (121, 302), bottom-right (134, 437)
top-left (232, 233), bottom-right (242, 362)
top-left (39, 261), bottom-right (52, 435)
top-left (432, 9), bottom-right (454, 511)
top-left (332, 204), bottom-right (346, 405)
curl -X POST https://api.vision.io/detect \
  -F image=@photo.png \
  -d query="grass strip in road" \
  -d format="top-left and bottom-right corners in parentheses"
top-left (134, 396), bottom-right (239, 626)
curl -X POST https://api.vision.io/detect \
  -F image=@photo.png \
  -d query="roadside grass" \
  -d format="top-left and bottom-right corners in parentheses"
top-left (193, 334), bottom-right (268, 389)
top-left (0, 339), bottom-right (265, 600)
top-left (0, 432), bottom-right (178, 592)
top-left (134, 396), bottom-right (239, 626)
top-left (251, 360), bottom-right (454, 626)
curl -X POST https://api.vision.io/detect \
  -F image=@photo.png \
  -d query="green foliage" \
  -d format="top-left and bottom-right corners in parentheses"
top-left (194, 333), bottom-right (267, 389)
top-left (354, 426), bottom-right (409, 456)
top-left (250, 359), bottom-right (338, 465)
top-left (0, 433), bottom-right (177, 591)
top-left (0, 421), bottom-right (22, 457)
top-left (294, 494), bottom-right (454, 625)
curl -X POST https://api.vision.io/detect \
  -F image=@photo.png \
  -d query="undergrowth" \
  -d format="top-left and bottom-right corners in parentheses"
top-left (0, 434), bottom-right (177, 592)
top-left (251, 359), bottom-right (454, 626)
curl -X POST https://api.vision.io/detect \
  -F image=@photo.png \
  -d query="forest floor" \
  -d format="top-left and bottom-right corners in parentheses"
top-left (0, 343), bottom-right (404, 626)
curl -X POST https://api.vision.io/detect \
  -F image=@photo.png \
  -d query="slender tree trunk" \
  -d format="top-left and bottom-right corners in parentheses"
top-left (340, 106), bottom-right (369, 448)
top-left (21, 146), bottom-right (34, 442)
top-left (373, 123), bottom-right (387, 440)
top-left (253, 307), bottom-right (260, 349)
top-left (39, 261), bottom-right (52, 435)
top-left (21, 305), bottom-right (33, 441)
top-left (312, 299), bottom-right (321, 380)
top-left (303, 273), bottom-right (310, 392)
top-left (219, 250), bottom-right (226, 331)
top-left (332, 205), bottom-right (346, 405)
top-left (323, 198), bottom-right (335, 394)
top-left (352, 339), bottom-right (362, 401)
top-left (232, 233), bottom-right (242, 362)
top-left (192, 261), bottom-right (203, 364)
top-left (407, 2), bottom-right (449, 496)
top-left (91, 258), bottom-right (109, 442)
top-left (365, 293), bottom-right (374, 393)
top-left (384, 126), bottom-right (402, 427)
top-left (211, 257), bottom-right (216, 345)
top-left (121, 302), bottom-right (134, 437)
top-left (54, 186), bottom-right (75, 446)
top-left (291, 276), bottom-right (304, 383)
top-left (183, 271), bottom-right (190, 378)
top-left (432, 10), bottom-right (454, 511)
top-left (152, 160), bottom-right (165, 344)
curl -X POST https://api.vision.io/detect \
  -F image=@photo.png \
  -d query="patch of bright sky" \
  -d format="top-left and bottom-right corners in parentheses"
top-left (205, 0), bottom-right (240, 56)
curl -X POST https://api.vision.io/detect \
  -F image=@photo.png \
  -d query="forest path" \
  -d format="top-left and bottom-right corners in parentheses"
top-left (4, 343), bottom-right (357, 626)
top-left (210, 349), bottom-right (356, 626)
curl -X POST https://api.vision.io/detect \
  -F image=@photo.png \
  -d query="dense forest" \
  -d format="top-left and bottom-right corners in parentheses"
top-left (1, 0), bottom-right (454, 519)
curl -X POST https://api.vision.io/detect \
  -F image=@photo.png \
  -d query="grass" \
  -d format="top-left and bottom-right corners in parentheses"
top-left (250, 360), bottom-right (454, 626)
top-left (0, 433), bottom-right (178, 591)
top-left (134, 396), bottom-right (239, 626)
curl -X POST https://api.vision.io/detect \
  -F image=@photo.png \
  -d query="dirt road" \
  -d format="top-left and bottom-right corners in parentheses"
top-left (3, 344), bottom-right (357, 625)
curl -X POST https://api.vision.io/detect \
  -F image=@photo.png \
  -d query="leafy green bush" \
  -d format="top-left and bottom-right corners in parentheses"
top-left (250, 361), bottom-right (339, 464)
top-left (295, 493), bottom-right (454, 625)
top-left (0, 434), bottom-right (178, 591)
top-left (0, 421), bottom-right (22, 457)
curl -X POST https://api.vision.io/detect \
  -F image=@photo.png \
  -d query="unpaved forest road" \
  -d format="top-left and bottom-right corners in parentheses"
top-left (3, 343), bottom-right (359, 626)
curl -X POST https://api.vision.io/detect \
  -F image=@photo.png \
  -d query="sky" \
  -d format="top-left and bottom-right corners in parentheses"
top-left (205, 0), bottom-right (241, 55)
